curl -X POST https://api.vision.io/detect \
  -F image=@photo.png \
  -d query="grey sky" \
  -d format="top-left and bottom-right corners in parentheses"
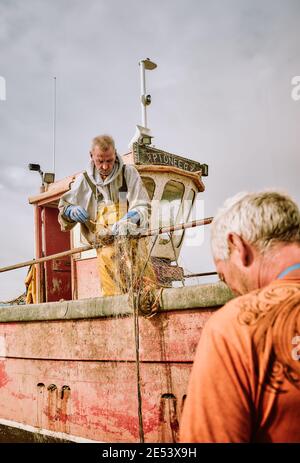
top-left (0, 0), bottom-right (299, 299)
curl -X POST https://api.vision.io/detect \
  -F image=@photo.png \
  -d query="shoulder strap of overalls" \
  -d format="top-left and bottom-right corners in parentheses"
top-left (83, 171), bottom-right (98, 199)
top-left (119, 165), bottom-right (128, 193)
top-left (83, 166), bottom-right (128, 199)
top-left (118, 165), bottom-right (128, 212)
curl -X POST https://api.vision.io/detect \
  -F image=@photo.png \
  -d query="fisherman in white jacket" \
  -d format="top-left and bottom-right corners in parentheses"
top-left (58, 134), bottom-right (156, 296)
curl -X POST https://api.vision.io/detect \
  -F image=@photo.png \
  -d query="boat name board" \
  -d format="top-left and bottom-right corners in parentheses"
top-left (133, 144), bottom-right (203, 173)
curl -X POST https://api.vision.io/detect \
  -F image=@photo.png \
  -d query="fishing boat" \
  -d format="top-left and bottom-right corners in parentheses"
top-left (0, 60), bottom-right (233, 443)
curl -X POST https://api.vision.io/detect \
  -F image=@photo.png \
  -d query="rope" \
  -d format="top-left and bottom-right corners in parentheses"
top-left (135, 235), bottom-right (160, 316)
top-left (132, 286), bottom-right (144, 442)
top-left (128, 234), bottom-right (160, 442)
top-left (184, 271), bottom-right (217, 278)
top-left (129, 240), bottom-right (146, 443)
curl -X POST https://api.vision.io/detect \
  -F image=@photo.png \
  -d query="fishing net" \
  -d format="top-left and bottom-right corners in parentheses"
top-left (93, 227), bottom-right (189, 317)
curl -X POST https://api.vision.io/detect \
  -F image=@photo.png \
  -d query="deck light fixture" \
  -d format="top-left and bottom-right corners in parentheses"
top-left (28, 163), bottom-right (55, 187)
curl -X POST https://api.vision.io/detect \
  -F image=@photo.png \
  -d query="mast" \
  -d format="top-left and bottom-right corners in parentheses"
top-left (129, 58), bottom-right (157, 147)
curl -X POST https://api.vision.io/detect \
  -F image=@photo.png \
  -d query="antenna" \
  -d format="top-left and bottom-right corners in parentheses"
top-left (53, 76), bottom-right (57, 174)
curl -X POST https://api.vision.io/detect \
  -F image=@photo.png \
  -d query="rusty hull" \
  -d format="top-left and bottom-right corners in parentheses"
top-left (0, 282), bottom-right (233, 443)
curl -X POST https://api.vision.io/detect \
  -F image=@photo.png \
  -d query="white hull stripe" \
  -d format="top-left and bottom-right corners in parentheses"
top-left (0, 418), bottom-right (103, 443)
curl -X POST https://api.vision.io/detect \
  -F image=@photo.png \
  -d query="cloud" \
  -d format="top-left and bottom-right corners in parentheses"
top-left (0, 0), bottom-right (299, 298)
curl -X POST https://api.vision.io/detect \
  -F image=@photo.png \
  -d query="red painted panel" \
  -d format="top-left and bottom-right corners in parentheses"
top-left (75, 258), bottom-right (101, 299)
top-left (0, 310), bottom-right (213, 362)
top-left (0, 357), bottom-right (190, 442)
top-left (0, 309), bottom-right (216, 442)
top-left (43, 207), bottom-right (72, 302)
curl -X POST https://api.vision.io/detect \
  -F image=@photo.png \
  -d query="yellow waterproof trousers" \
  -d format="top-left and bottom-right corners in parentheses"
top-left (95, 203), bottom-right (157, 297)
top-left (25, 264), bottom-right (37, 304)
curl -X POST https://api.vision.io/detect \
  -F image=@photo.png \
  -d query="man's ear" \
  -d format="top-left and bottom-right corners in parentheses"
top-left (227, 233), bottom-right (253, 267)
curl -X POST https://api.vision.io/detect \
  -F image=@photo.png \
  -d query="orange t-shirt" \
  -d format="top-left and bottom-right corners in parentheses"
top-left (180, 279), bottom-right (300, 443)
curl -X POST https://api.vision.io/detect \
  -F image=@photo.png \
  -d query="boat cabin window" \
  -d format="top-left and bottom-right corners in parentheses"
top-left (159, 180), bottom-right (185, 245)
top-left (173, 189), bottom-right (196, 247)
top-left (141, 176), bottom-right (156, 200)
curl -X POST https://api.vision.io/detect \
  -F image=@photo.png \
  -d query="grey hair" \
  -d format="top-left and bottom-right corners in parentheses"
top-left (211, 190), bottom-right (300, 261)
top-left (91, 134), bottom-right (115, 151)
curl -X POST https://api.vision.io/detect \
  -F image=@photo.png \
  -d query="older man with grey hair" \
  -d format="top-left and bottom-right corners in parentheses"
top-left (58, 134), bottom-right (156, 297)
top-left (180, 190), bottom-right (300, 442)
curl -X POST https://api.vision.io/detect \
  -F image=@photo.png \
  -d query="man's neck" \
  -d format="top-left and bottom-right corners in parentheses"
top-left (93, 166), bottom-right (109, 183)
top-left (258, 243), bottom-right (300, 286)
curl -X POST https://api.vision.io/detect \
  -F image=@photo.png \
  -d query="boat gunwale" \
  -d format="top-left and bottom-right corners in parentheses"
top-left (0, 282), bottom-right (233, 323)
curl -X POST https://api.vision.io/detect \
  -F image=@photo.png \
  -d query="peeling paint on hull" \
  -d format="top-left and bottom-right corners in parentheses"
top-left (0, 283), bottom-right (233, 442)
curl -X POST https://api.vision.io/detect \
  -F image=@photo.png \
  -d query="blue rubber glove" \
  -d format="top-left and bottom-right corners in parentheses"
top-left (111, 210), bottom-right (140, 235)
top-left (64, 205), bottom-right (89, 223)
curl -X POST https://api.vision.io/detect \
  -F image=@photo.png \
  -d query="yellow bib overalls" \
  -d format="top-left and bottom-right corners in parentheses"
top-left (83, 168), bottom-right (157, 297)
